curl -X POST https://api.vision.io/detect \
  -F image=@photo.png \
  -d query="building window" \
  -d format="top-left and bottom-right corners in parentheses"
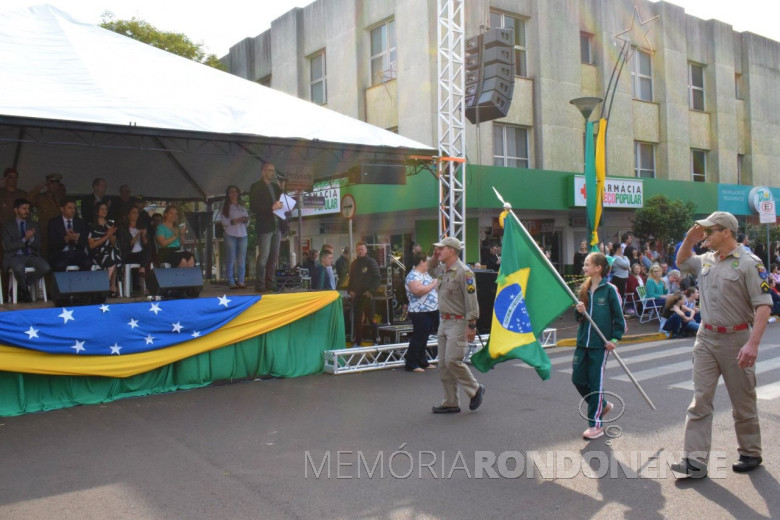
top-left (580, 32), bottom-right (594, 64)
top-left (370, 20), bottom-right (396, 86)
top-left (634, 142), bottom-right (655, 178)
top-left (735, 73), bottom-right (744, 99)
top-left (493, 124), bottom-right (529, 168)
top-left (689, 63), bottom-right (704, 111)
top-left (691, 149), bottom-right (706, 182)
top-left (737, 153), bottom-right (745, 184)
top-left (631, 49), bottom-right (652, 101)
top-left (310, 51), bottom-right (327, 105)
top-left (489, 11), bottom-right (527, 77)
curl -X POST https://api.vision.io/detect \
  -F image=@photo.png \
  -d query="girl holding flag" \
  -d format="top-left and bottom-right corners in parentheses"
top-left (573, 252), bottom-right (626, 440)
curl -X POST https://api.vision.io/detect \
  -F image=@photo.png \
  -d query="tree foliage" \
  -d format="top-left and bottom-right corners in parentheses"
top-left (100, 13), bottom-right (226, 71)
top-left (631, 194), bottom-right (696, 249)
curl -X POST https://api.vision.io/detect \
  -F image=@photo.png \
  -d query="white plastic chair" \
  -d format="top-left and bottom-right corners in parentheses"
top-left (120, 263), bottom-right (142, 297)
top-left (8, 267), bottom-right (47, 304)
top-left (636, 286), bottom-right (662, 324)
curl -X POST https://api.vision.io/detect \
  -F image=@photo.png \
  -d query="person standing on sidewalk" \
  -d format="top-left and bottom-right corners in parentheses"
top-left (671, 211), bottom-right (772, 478)
top-left (573, 252), bottom-right (625, 440)
top-left (430, 237), bottom-right (485, 414)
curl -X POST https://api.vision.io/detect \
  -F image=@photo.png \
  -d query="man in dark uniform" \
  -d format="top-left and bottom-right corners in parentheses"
top-left (335, 246), bottom-right (351, 289)
top-left (672, 211), bottom-right (772, 478)
top-left (347, 241), bottom-right (381, 346)
top-left (431, 237), bottom-right (485, 414)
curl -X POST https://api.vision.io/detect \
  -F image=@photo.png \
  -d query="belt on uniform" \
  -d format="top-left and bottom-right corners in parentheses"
top-left (702, 322), bottom-right (749, 334)
top-left (440, 313), bottom-right (464, 320)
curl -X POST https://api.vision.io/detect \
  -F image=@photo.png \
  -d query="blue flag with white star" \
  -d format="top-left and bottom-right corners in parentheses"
top-left (0, 296), bottom-right (261, 355)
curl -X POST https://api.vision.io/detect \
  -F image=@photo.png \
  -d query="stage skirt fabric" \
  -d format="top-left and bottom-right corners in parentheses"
top-left (0, 292), bottom-right (345, 416)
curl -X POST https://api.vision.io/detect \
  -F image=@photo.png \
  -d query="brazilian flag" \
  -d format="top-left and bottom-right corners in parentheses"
top-left (471, 215), bottom-right (573, 380)
top-left (585, 118), bottom-right (608, 252)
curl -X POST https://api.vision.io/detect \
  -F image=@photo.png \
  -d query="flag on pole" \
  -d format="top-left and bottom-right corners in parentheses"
top-left (584, 120), bottom-right (598, 251)
top-left (594, 118), bottom-right (607, 237)
top-left (470, 215), bottom-right (573, 379)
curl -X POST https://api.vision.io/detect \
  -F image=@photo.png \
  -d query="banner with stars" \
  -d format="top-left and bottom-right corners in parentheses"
top-left (0, 295), bottom-right (260, 356)
top-left (0, 291), bottom-right (341, 378)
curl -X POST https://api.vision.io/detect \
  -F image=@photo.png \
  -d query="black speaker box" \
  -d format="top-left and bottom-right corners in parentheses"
top-left (147, 267), bottom-right (203, 298)
top-left (52, 270), bottom-right (110, 307)
top-left (347, 163), bottom-right (406, 185)
top-left (474, 270), bottom-right (498, 334)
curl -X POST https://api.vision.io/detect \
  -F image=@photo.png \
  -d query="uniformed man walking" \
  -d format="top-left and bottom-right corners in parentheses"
top-left (672, 211), bottom-right (772, 478)
top-left (431, 237), bottom-right (485, 413)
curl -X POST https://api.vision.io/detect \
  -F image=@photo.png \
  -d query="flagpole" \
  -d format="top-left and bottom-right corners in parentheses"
top-left (492, 187), bottom-right (655, 410)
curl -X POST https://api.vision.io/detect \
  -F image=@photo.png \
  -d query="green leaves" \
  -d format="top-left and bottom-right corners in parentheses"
top-left (100, 13), bottom-right (226, 71)
top-left (632, 195), bottom-right (695, 249)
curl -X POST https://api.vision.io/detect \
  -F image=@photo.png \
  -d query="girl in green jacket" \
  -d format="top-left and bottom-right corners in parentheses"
top-left (573, 252), bottom-right (626, 440)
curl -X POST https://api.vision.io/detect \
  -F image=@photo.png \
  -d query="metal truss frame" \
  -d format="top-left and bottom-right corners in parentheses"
top-left (437, 0), bottom-right (467, 257)
top-left (323, 328), bottom-right (557, 375)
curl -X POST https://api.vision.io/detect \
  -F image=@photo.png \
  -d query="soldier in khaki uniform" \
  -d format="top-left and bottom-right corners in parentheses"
top-left (673, 211), bottom-right (772, 478)
top-left (430, 237), bottom-right (485, 413)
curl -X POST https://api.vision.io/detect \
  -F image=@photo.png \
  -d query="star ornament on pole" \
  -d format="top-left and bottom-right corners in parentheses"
top-left (615, 5), bottom-right (659, 55)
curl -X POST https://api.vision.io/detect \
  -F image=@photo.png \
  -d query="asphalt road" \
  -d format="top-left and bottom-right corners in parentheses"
top-left (2, 325), bottom-right (780, 519)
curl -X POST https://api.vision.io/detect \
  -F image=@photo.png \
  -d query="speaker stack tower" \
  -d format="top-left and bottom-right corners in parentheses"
top-left (465, 28), bottom-right (515, 124)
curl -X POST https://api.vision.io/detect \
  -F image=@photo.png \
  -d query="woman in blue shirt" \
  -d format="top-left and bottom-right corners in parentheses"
top-left (645, 263), bottom-right (668, 306)
top-left (404, 251), bottom-right (439, 372)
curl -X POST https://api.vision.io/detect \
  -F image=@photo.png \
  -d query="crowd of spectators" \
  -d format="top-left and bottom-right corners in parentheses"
top-left (0, 168), bottom-right (193, 301)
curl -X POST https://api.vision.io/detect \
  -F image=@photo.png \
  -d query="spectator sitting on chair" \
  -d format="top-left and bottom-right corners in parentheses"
top-left (663, 269), bottom-right (682, 294)
top-left (646, 264), bottom-right (669, 306)
top-left (117, 205), bottom-right (153, 296)
top-left (1, 198), bottom-right (50, 302)
top-left (768, 278), bottom-right (780, 316)
top-left (155, 205), bottom-right (195, 268)
top-left (47, 197), bottom-right (92, 272)
top-left (87, 201), bottom-right (122, 297)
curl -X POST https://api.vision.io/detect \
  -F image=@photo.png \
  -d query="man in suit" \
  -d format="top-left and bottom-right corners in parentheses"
top-left (48, 197), bottom-right (91, 272)
top-left (80, 177), bottom-right (113, 225)
top-left (249, 162), bottom-right (283, 292)
top-left (1, 198), bottom-right (50, 301)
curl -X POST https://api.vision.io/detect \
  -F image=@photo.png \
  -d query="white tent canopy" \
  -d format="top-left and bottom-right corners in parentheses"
top-left (0, 5), bottom-right (434, 200)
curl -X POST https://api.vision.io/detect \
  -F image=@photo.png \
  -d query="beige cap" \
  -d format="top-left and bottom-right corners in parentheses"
top-left (433, 237), bottom-right (462, 251)
top-left (696, 211), bottom-right (738, 234)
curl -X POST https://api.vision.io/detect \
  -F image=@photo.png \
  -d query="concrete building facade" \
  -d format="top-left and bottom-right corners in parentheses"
top-left (224, 0), bottom-right (780, 269)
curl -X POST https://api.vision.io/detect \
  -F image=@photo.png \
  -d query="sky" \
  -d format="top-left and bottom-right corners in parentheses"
top-left (2, 0), bottom-right (778, 57)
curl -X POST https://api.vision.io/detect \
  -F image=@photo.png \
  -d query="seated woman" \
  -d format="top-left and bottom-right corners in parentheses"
top-left (661, 291), bottom-right (700, 338)
top-left (769, 278), bottom-right (780, 316)
top-left (645, 263), bottom-right (668, 307)
top-left (87, 201), bottom-right (122, 296)
top-left (155, 205), bottom-right (195, 268)
top-left (117, 205), bottom-right (153, 295)
top-left (624, 262), bottom-right (646, 315)
top-left (682, 287), bottom-right (701, 323)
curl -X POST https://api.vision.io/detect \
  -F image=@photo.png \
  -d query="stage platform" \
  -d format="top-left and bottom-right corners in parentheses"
top-left (0, 281), bottom-right (345, 416)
